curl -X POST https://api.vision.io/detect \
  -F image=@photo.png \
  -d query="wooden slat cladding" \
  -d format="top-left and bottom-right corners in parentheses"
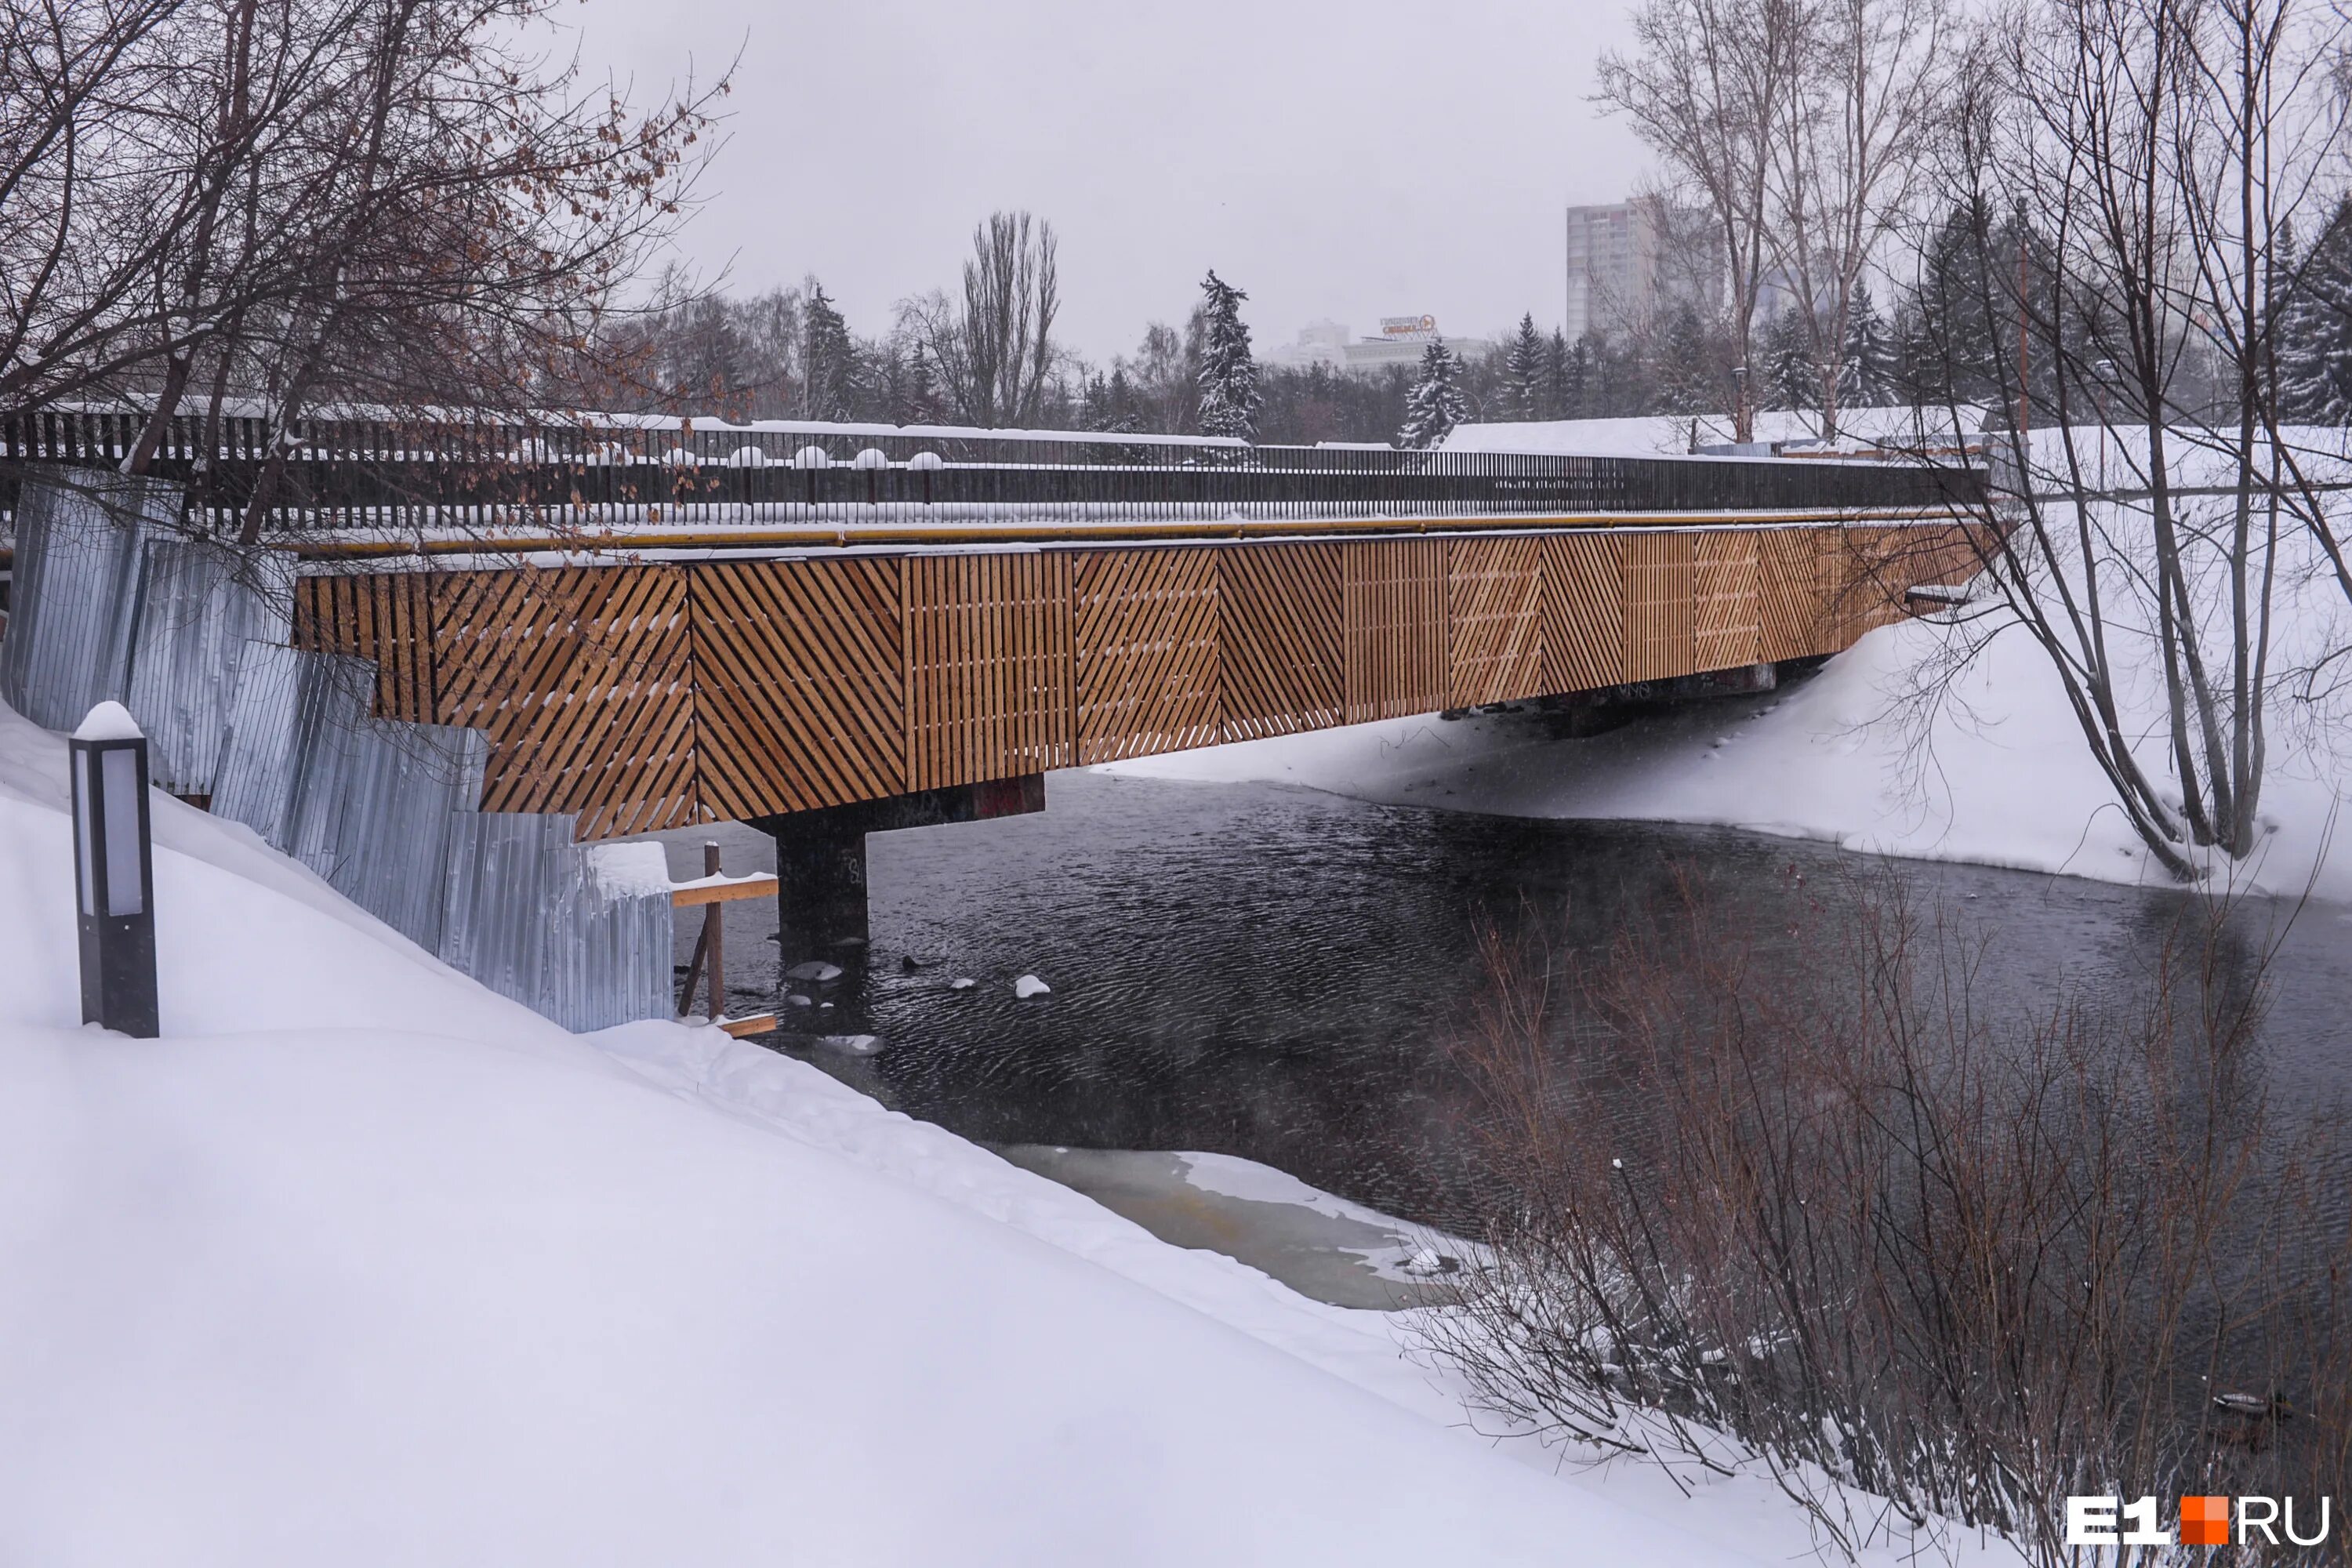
top-left (1542, 532), bottom-right (1627, 693)
top-left (1447, 536), bottom-right (1545, 706)
top-left (1219, 542), bottom-right (1343, 740)
top-left (430, 566), bottom-right (699, 838)
top-left (1690, 532), bottom-right (1760, 672)
top-left (1073, 547), bottom-right (1220, 764)
top-left (690, 557), bottom-right (907, 816)
top-left (1624, 532), bottom-right (1696, 682)
top-left (294, 572), bottom-right (435, 720)
top-left (902, 552), bottom-right (1076, 789)
top-left (1824, 528), bottom-right (1910, 645)
top-left (1342, 538), bottom-right (1447, 723)
top-left (1757, 527), bottom-right (1832, 662)
top-left (290, 519), bottom-right (1978, 840)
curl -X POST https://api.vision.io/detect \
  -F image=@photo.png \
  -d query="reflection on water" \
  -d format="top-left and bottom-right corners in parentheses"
top-left (657, 766), bottom-right (2352, 1239)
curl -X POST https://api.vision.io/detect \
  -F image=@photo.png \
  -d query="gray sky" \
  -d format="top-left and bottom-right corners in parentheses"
top-left (572, 0), bottom-right (1652, 363)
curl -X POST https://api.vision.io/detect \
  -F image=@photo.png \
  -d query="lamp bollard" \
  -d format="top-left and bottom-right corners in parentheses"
top-left (69, 702), bottom-right (158, 1037)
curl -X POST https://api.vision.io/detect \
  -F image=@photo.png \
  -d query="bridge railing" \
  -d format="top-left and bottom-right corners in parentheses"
top-left (2, 410), bottom-right (1986, 536)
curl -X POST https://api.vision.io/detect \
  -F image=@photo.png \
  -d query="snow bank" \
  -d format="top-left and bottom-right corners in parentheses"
top-left (0, 698), bottom-right (1821, 1566)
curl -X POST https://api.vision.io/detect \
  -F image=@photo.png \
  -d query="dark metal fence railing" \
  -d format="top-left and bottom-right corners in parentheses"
top-left (1, 410), bottom-right (1985, 536)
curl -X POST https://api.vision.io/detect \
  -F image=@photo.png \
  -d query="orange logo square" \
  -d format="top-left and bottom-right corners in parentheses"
top-left (2181, 1495), bottom-right (2230, 1546)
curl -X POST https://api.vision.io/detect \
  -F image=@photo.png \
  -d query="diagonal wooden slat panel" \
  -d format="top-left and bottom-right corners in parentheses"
top-left (1542, 532), bottom-right (1627, 693)
top-left (1218, 542), bottom-right (1343, 740)
top-left (1624, 532), bottom-right (1695, 682)
top-left (1343, 537), bottom-right (1446, 724)
top-left (1073, 546), bottom-right (1220, 764)
top-left (689, 557), bottom-right (908, 816)
top-left (289, 522), bottom-right (1980, 841)
top-left (1691, 532), bottom-right (1760, 672)
top-left (1446, 535), bottom-right (1544, 706)
top-left (1823, 527), bottom-right (1908, 647)
top-left (1757, 527), bottom-right (1829, 662)
top-left (427, 564), bottom-right (699, 838)
top-left (903, 552), bottom-right (1075, 789)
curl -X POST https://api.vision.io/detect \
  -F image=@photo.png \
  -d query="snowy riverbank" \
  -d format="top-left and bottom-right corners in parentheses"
top-left (0, 701), bottom-right (2021, 1565)
top-left (1110, 502), bottom-right (2352, 905)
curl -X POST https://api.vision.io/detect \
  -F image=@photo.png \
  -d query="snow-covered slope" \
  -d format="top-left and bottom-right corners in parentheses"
top-left (0, 701), bottom-right (1818, 1566)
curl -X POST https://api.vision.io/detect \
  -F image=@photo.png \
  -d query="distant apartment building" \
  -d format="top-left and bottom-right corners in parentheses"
top-left (1261, 316), bottom-right (1497, 376)
top-left (1563, 198), bottom-right (1720, 339)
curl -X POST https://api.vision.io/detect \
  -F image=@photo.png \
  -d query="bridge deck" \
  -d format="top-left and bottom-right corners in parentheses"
top-left (293, 516), bottom-right (1984, 840)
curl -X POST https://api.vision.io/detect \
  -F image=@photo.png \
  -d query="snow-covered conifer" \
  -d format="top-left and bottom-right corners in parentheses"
top-left (800, 282), bottom-right (858, 421)
top-left (1761, 308), bottom-right (1814, 410)
top-left (1505, 314), bottom-right (1544, 420)
top-left (1195, 270), bottom-right (1261, 441)
top-left (1838, 283), bottom-right (1895, 409)
top-left (1397, 339), bottom-right (1470, 448)
top-left (2280, 199), bottom-right (2352, 424)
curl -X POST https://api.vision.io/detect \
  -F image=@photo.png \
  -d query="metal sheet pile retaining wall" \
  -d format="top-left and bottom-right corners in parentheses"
top-left (441, 814), bottom-right (673, 1032)
top-left (0, 468), bottom-right (672, 1033)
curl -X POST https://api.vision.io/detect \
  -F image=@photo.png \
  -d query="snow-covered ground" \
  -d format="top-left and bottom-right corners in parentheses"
top-left (1112, 483), bottom-right (2352, 905)
top-left (0, 700), bottom-right (2021, 1565)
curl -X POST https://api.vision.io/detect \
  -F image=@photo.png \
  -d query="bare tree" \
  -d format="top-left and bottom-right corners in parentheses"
top-left (1599, 0), bottom-right (1812, 442)
top-left (1767, 0), bottom-right (1953, 437)
top-left (1, 0), bottom-right (723, 542)
top-left (0, 0), bottom-right (190, 415)
top-left (1900, 0), bottom-right (2352, 877)
top-left (899, 210), bottom-right (1061, 428)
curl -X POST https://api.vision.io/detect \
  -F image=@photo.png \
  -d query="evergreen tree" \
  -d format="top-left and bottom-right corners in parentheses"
top-left (1650, 304), bottom-right (1720, 416)
top-left (1838, 283), bottom-right (1895, 409)
top-left (800, 281), bottom-right (858, 420)
top-left (1398, 338), bottom-right (1471, 448)
top-left (1195, 270), bottom-right (1261, 441)
top-left (1761, 308), bottom-right (1815, 410)
top-left (1505, 313), bottom-right (1545, 420)
top-left (1080, 368), bottom-right (1144, 434)
top-left (1898, 201), bottom-right (2002, 406)
top-left (1541, 328), bottom-right (1573, 419)
top-left (897, 338), bottom-right (944, 425)
top-left (2280, 198), bottom-right (2352, 424)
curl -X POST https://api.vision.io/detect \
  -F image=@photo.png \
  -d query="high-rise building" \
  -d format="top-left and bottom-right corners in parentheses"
top-left (1564, 199), bottom-right (1719, 339)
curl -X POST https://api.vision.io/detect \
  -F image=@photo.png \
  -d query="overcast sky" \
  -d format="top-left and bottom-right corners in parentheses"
top-left (570, 0), bottom-right (1653, 364)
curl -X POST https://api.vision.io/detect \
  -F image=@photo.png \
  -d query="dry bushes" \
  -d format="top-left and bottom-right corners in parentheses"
top-left (1419, 869), bottom-right (2352, 1564)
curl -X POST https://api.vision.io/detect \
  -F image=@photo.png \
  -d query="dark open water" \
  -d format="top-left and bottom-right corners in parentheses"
top-left (657, 762), bottom-right (2352, 1238)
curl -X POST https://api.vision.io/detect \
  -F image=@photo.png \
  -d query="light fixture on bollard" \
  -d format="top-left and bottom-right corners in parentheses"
top-left (70, 701), bottom-right (158, 1037)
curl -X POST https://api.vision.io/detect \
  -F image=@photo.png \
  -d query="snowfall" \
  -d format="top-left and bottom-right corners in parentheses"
top-left (1123, 431), bottom-right (2352, 906)
top-left (6, 429), bottom-right (2341, 1564)
top-left (0, 688), bottom-right (2031, 1564)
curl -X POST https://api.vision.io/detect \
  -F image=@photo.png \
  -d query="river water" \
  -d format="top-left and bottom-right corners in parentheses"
top-left (658, 746), bottom-right (2352, 1254)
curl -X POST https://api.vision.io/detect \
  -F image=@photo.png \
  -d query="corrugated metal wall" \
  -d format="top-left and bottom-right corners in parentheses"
top-left (2, 467), bottom-right (673, 1033)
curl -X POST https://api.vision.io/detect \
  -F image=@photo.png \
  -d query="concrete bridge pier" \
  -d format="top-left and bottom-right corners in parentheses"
top-left (750, 775), bottom-right (1047, 982)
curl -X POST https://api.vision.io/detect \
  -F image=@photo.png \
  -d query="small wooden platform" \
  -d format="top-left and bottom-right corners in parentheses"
top-left (670, 873), bottom-right (779, 908)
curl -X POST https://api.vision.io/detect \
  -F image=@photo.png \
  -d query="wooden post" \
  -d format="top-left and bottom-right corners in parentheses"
top-left (702, 840), bottom-right (724, 1020)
